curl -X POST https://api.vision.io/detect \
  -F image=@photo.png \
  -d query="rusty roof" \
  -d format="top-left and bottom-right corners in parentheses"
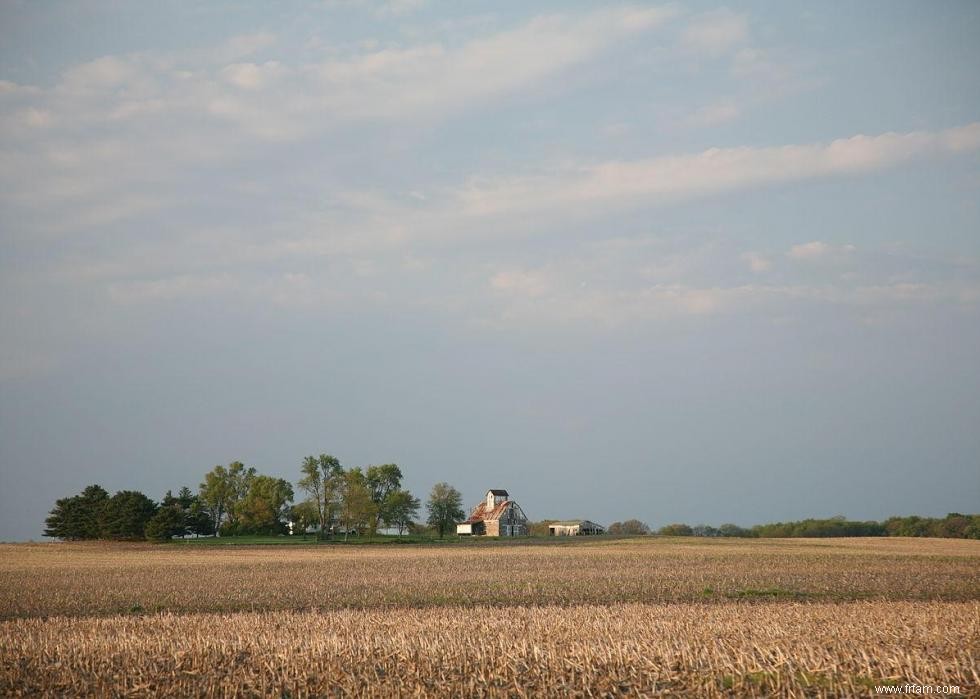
top-left (463, 499), bottom-right (512, 524)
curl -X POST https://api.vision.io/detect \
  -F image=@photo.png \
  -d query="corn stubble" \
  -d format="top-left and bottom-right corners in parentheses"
top-left (1, 538), bottom-right (977, 696)
top-left (2, 602), bottom-right (977, 697)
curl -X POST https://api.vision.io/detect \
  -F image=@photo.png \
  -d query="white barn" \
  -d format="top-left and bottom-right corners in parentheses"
top-left (548, 520), bottom-right (605, 536)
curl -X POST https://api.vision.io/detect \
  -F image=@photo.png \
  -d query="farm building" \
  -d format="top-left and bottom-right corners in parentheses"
top-left (457, 489), bottom-right (529, 537)
top-left (548, 520), bottom-right (605, 536)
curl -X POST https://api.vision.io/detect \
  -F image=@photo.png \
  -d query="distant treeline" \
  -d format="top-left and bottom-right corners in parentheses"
top-left (43, 466), bottom-right (980, 542)
top-left (42, 455), bottom-right (473, 542)
top-left (656, 513), bottom-right (980, 539)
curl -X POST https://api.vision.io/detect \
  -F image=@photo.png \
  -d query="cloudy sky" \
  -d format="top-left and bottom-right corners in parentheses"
top-left (1, 1), bottom-right (978, 540)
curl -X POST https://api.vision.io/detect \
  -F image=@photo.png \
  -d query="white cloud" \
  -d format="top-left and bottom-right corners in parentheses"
top-left (221, 61), bottom-right (285, 90)
top-left (787, 241), bottom-right (855, 260)
top-left (305, 6), bottom-right (675, 123)
top-left (209, 32), bottom-right (277, 64)
top-left (741, 252), bottom-right (771, 272)
top-left (490, 269), bottom-right (551, 297)
top-left (731, 47), bottom-right (787, 83)
top-left (450, 124), bottom-right (980, 223)
top-left (60, 56), bottom-right (142, 92)
top-left (686, 100), bottom-right (740, 127)
top-left (106, 274), bottom-right (237, 304)
top-left (1, 7), bottom-right (674, 147)
top-left (682, 9), bottom-right (749, 56)
top-left (374, 0), bottom-right (429, 18)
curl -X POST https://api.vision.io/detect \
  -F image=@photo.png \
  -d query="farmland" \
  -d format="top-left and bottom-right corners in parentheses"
top-left (1, 537), bottom-right (978, 696)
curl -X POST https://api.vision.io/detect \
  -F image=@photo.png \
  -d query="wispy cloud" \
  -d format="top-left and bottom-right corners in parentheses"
top-left (787, 241), bottom-right (855, 261)
top-left (741, 252), bottom-right (772, 273)
top-left (681, 9), bottom-right (749, 56)
top-left (0, 7), bottom-right (678, 233)
top-left (450, 124), bottom-right (980, 223)
top-left (685, 99), bottom-right (740, 127)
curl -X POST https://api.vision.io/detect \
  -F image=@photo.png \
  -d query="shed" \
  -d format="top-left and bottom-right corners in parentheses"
top-left (548, 520), bottom-right (605, 536)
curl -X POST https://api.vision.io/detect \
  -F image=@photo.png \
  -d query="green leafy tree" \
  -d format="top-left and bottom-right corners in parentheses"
top-left (239, 475), bottom-right (294, 534)
top-left (691, 524), bottom-right (719, 537)
top-left (383, 489), bottom-right (421, 535)
top-left (658, 523), bottom-right (693, 536)
top-left (144, 505), bottom-right (184, 541)
top-left (225, 461), bottom-right (257, 533)
top-left (199, 465), bottom-right (233, 536)
top-left (609, 519), bottom-right (650, 536)
top-left (338, 468), bottom-right (378, 540)
top-left (426, 482), bottom-right (464, 538)
top-left (365, 464), bottom-right (403, 531)
top-left (718, 523), bottom-right (754, 538)
top-left (102, 490), bottom-right (158, 540)
top-left (298, 454), bottom-right (343, 540)
top-left (44, 484), bottom-right (110, 540)
top-left (288, 500), bottom-right (320, 539)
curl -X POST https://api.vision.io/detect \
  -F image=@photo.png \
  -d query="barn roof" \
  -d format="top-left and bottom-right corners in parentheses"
top-left (487, 489), bottom-right (509, 496)
top-left (550, 520), bottom-right (604, 527)
top-left (464, 500), bottom-right (511, 524)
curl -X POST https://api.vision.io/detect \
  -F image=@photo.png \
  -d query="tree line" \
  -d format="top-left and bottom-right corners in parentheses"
top-left (44, 455), bottom-right (468, 542)
top-left (44, 470), bottom-right (979, 542)
top-left (655, 513), bottom-right (980, 539)
top-left (527, 515), bottom-right (979, 539)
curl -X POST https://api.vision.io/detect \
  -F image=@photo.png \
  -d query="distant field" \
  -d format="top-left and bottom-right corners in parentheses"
top-left (1, 537), bottom-right (978, 696)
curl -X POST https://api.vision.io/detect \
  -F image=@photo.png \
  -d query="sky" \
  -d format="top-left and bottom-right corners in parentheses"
top-left (1, 1), bottom-right (978, 541)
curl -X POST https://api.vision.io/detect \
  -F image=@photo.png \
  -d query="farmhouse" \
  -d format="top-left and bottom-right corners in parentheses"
top-left (548, 520), bottom-right (605, 536)
top-left (457, 489), bottom-right (529, 537)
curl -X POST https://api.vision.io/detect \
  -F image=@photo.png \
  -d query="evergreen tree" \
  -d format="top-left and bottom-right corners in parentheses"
top-left (102, 490), bottom-right (157, 540)
top-left (43, 485), bottom-right (109, 540)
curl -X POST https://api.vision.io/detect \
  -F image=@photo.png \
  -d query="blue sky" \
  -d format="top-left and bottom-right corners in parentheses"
top-left (1, 1), bottom-right (978, 540)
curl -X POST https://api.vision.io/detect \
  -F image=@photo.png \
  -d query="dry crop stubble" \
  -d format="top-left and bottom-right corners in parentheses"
top-left (0, 537), bottom-right (977, 618)
top-left (1, 602), bottom-right (977, 697)
top-left (1, 537), bottom-right (978, 696)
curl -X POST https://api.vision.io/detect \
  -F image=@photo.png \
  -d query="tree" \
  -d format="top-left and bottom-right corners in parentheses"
top-left (608, 519), bottom-right (650, 536)
top-left (338, 468), bottom-right (378, 540)
top-left (239, 475), bottom-right (294, 534)
top-left (199, 465), bottom-right (233, 536)
top-left (528, 520), bottom-right (558, 537)
top-left (225, 461), bottom-right (257, 532)
top-left (288, 500), bottom-right (320, 539)
top-left (658, 523), bottom-right (693, 536)
top-left (176, 486), bottom-right (195, 523)
top-left (44, 484), bottom-right (109, 540)
top-left (298, 454), bottom-right (343, 540)
top-left (44, 497), bottom-right (81, 540)
top-left (366, 464), bottom-right (403, 531)
top-left (186, 499), bottom-right (215, 537)
top-left (102, 490), bottom-right (157, 540)
top-left (383, 489), bottom-right (421, 535)
top-left (718, 523), bottom-right (753, 538)
top-left (691, 524), bottom-right (719, 537)
top-left (426, 482), bottom-right (464, 538)
top-left (159, 490), bottom-right (189, 538)
top-left (162, 485), bottom-right (214, 538)
top-left (144, 505), bottom-right (185, 541)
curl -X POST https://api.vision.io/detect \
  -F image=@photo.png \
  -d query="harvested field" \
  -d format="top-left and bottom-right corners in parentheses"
top-left (2, 602), bottom-right (977, 697)
top-left (1, 537), bottom-right (978, 696)
top-left (0, 537), bottom-right (977, 618)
